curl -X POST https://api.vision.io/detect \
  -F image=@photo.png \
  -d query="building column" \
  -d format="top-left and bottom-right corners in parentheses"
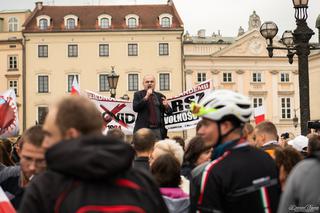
top-left (184, 69), bottom-right (194, 89)
top-left (236, 69), bottom-right (245, 94)
top-left (269, 70), bottom-right (279, 122)
top-left (210, 69), bottom-right (220, 89)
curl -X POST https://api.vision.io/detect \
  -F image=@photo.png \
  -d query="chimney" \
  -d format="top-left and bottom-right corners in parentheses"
top-left (35, 2), bottom-right (43, 10)
top-left (198, 29), bottom-right (206, 38)
top-left (167, 0), bottom-right (173, 6)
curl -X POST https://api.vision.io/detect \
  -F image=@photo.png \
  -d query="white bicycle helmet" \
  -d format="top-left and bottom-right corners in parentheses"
top-left (191, 89), bottom-right (252, 122)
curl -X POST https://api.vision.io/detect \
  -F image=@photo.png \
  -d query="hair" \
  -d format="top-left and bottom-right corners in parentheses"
top-left (107, 128), bottom-right (125, 141)
top-left (172, 136), bottom-right (185, 151)
top-left (153, 139), bottom-right (184, 165)
top-left (21, 125), bottom-right (45, 148)
top-left (307, 134), bottom-right (320, 155)
top-left (255, 121), bottom-right (278, 140)
top-left (0, 138), bottom-right (12, 155)
top-left (0, 141), bottom-right (14, 166)
top-left (196, 119), bottom-right (205, 133)
top-left (55, 96), bottom-right (103, 136)
top-left (151, 154), bottom-right (181, 188)
top-left (243, 123), bottom-right (254, 137)
top-left (274, 146), bottom-right (303, 175)
top-left (132, 128), bottom-right (156, 152)
top-left (183, 136), bottom-right (211, 166)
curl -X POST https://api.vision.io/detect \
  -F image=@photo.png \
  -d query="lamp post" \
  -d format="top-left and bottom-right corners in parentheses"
top-left (120, 94), bottom-right (130, 100)
top-left (107, 66), bottom-right (119, 98)
top-left (260, 0), bottom-right (320, 135)
top-left (293, 108), bottom-right (299, 128)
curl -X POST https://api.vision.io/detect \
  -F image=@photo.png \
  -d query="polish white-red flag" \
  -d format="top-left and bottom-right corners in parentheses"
top-left (71, 77), bottom-right (80, 95)
top-left (0, 187), bottom-right (16, 213)
top-left (254, 106), bottom-right (265, 125)
top-left (0, 89), bottom-right (19, 138)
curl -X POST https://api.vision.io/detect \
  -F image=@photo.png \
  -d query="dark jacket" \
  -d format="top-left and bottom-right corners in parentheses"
top-left (19, 135), bottom-right (168, 213)
top-left (132, 156), bottom-right (150, 171)
top-left (133, 90), bottom-right (172, 139)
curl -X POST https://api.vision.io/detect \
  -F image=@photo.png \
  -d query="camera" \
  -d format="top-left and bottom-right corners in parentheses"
top-left (281, 132), bottom-right (289, 139)
top-left (308, 120), bottom-right (320, 129)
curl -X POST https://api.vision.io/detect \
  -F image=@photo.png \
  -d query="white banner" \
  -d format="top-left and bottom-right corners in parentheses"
top-left (85, 80), bottom-right (212, 134)
top-left (0, 89), bottom-right (19, 138)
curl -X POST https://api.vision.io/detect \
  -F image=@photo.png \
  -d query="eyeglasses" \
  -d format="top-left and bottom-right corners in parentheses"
top-left (190, 102), bottom-right (217, 117)
top-left (21, 156), bottom-right (46, 167)
top-left (145, 81), bottom-right (154, 83)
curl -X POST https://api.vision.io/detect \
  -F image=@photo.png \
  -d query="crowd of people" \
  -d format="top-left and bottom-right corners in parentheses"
top-left (0, 75), bottom-right (320, 213)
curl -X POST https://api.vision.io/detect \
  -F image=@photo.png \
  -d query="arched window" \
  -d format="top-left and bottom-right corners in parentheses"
top-left (100, 18), bottom-right (109, 29)
top-left (128, 18), bottom-right (137, 28)
top-left (66, 18), bottom-right (76, 29)
top-left (39, 18), bottom-right (48, 30)
top-left (8, 17), bottom-right (18, 32)
top-left (161, 17), bottom-right (170, 27)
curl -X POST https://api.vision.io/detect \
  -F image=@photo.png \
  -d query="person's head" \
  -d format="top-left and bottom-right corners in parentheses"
top-left (150, 139), bottom-right (184, 166)
top-left (243, 123), bottom-right (255, 146)
top-left (42, 96), bottom-right (104, 150)
top-left (143, 75), bottom-right (156, 90)
top-left (106, 128), bottom-right (125, 141)
top-left (253, 121), bottom-right (278, 147)
top-left (307, 134), bottom-right (320, 156)
top-left (0, 141), bottom-right (14, 166)
top-left (1, 139), bottom-right (13, 156)
top-left (172, 136), bottom-right (185, 151)
top-left (183, 136), bottom-right (212, 167)
top-left (151, 154), bottom-right (181, 188)
top-left (196, 119), bottom-right (205, 135)
top-left (288, 135), bottom-right (308, 156)
top-left (19, 125), bottom-right (46, 181)
top-left (274, 147), bottom-right (303, 191)
top-left (191, 90), bottom-right (252, 147)
top-left (132, 128), bottom-right (156, 156)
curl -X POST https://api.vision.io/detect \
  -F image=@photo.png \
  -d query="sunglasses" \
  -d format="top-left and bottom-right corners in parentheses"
top-left (190, 102), bottom-right (217, 117)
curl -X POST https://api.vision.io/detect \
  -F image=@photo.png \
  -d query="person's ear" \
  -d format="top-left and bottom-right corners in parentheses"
top-left (64, 128), bottom-right (81, 140)
top-left (220, 120), bottom-right (233, 135)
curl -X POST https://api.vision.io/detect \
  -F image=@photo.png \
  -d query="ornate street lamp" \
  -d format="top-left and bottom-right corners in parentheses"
top-left (260, 0), bottom-right (320, 135)
top-left (107, 66), bottom-right (119, 98)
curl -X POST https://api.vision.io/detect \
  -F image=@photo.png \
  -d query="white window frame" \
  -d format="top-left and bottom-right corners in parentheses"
top-left (280, 72), bottom-right (290, 83)
top-left (197, 72), bottom-right (207, 83)
top-left (64, 15), bottom-right (78, 29)
top-left (159, 72), bottom-right (171, 91)
top-left (159, 13), bottom-right (173, 27)
top-left (280, 97), bottom-right (292, 119)
top-left (127, 73), bottom-right (139, 91)
top-left (222, 72), bottom-right (232, 83)
top-left (66, 74), bottom-right (80, 92)
top-left (125, 14), bottom-right (139, 28)
top-left (98, 73), bottom-right (110, 92)
top-left (8, 55), bottom-right (18, 70)
top-left (128, 43), bottom-right (138, 56)
top-left (36, 105), bottom-right (49, 125)
top-left (68, 44), bottom-right (78, 57)
top-left (8, 17), bottom-right (18, 32)
top-left (252, 72), bottom-right (262, 83)
top-left (36, 15), bottom-right (51, 30)
top-left (98, 14), bottom-right (112, 29)
top-left (252, 97), bottom-right (263, 108)
top-left (37, 74), bottom-right (49, 93)
top-left (159, 43), bottom-right (169, 56)
top-left (38, 45), bottom-right (48, 57)
top-left (8, 79), bottom-right (18, 96)
top-left (99, 44), bottom-right (109, 57)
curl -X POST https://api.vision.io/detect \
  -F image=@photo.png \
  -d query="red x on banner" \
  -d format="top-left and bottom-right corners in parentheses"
top-left (100, 104), bottom-right (128, 128)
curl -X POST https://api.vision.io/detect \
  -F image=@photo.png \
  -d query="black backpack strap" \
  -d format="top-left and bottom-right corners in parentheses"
top-left (54, 179), bottom-right (81, 213)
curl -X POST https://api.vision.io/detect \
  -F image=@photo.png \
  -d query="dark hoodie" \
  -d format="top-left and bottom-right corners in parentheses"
top-left (19, 135), bottom-right (168, 213)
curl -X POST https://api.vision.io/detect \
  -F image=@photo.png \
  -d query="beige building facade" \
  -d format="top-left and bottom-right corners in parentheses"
top-left (309, 51), bottom-right (320, 121)
top-left (183, 12), bottom-right (300, 137)
top-left (0, 10), bottom-right (31, 131)
top-left (23, 1), bottom-right (184, 131)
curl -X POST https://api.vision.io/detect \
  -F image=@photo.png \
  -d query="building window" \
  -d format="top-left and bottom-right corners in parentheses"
top-left (280, 72), bottom-right (290, 82)
top-left (38, 107), bottom-right (48, 125)
top-left (38, 45), bottom-right (48, 57)
top-left (100, 18), bottom-right (110, 29)
top-left (128, 17), bottom-right (137, 28)
top-left (67, 74), bottom-right (79, 92)
top-left (8, 56), bottom-right (18, 70)
top-left (253, 97), bottom-right (263, 108)
top-left (128, 44), bottom-right (138, 56)
top-left (99, 44), bottom-right (109, 57)
top-left (38, 75), bottom-right (49, 93)
top-left (68, 45), bottom-right (78, 57)
top-left (66, 18), bottom-right (76, 29)
top-left (159, 73), bottom-right (170, 91)
top-left (128, 74), bottom-right (139, 91)
top-left (8, 80), bottom-right (18, 96)
top-left (281, 97), bottom-right (291, 119)
top-left (161, 17), bottom-right (171, 27)
top-left (159, 43), bottom-right (169, 56)
top-left (8, 17), bottom-right (18, 32)
top-left (197, 72), bottom-right (206, 82)
top-left (223, 72), bottom-right (232, 82)
top-left (99, 74), bottom-right (109, 92)
top-left (252, 72), bottom-right (262, 82)
top-left (39, 18), bottom-right (48, 30)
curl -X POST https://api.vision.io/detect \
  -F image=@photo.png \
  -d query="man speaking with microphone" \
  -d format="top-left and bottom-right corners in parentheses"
top-left (133, 75), bottom-right (172, 139)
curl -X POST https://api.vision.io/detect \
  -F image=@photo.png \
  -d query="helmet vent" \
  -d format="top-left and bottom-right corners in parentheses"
top-left (236, 104), bottom-right (251, 109)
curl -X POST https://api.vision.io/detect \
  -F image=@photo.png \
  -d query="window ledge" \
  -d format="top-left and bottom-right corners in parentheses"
top-left (7, 68), bottom-right (18, 71)
top-left (37, 92), bottom-right (50, 94)
top-left (250, 82), bottom-right (265, 84)
top-left (221, 82), bottom-right (235, 84)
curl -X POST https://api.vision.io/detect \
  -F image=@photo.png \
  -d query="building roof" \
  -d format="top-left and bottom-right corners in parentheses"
top-left (0, 9), bottom-right (31, 14)
top-left (23, 3), bottom-right (184, 33)
top-left (184, 35), bottom-right (235, 44)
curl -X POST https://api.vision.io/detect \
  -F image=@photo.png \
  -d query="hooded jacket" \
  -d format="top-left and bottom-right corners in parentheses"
top-left (19, 135), bottom-right (168, 213)
top-left (160, 188), bottom-right (190, 213)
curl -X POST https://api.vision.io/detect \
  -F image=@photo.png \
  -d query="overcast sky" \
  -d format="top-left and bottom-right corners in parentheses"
top-left (1, 0), bottom-right (320, 41)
